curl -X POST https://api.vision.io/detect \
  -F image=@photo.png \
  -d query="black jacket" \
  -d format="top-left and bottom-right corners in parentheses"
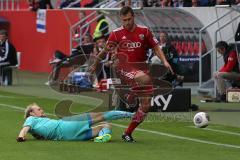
top-left (161, 42), bottom-right (179, 70)
top-left (0, 40), bottom-right (17, 66)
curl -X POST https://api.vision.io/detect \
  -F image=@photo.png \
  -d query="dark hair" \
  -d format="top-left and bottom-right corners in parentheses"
top-left (0, 29), bottom-right (8, 36)
top-left (159, 31), bottom-right (169, 42)
top-left (215, 41), bottom-right (229, 49)
top-left (159, 31), bottom-right (168, 37)
top-left (119, 6), bottom-right (134, 16)
top-left (93, 34), bottom-right (106, 42)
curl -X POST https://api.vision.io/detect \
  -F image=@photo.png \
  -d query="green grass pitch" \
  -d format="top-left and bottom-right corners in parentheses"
top-left (0, 71), bottom-right (240, 160)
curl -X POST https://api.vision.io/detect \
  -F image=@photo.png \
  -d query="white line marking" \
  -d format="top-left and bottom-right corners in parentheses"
top-left (0, 103), bottom-right (25, 111)
top-left (0, 103), bottom-right (55, 116)
top-left (0, 94), bottom-right (103, 106)
top-left (112, 123), bottom-right (240, 149)
top-left (1, 103), bottom-right (240, 149)
top-left (188, 126), bottom-right (240, 136)
top-left (0, 95), bottom-right (33, 99)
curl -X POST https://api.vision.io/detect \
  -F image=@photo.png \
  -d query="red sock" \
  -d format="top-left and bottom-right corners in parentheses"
top-left (125, 109), bottom-right (147, 135)
top-left (125, 121), bottom-right (139, 135)
top-left (125, 84), bottom-right (152, 135)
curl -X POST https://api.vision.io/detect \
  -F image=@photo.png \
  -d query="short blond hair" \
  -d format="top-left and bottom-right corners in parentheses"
top-left (24, 103), bottom-right (38, 119)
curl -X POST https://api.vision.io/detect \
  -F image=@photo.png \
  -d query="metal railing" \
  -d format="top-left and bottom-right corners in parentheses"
top-left (69, 0), bottom-right (110, 44)
top-left (0, 0), bottom-right (20, 10)
top-left (65, 0), bottom-right (81, 8)
top-left (198, 5), bottom-right (240, 97)
top-left (63, 0), bottom-right (126, 54)
top-left (198, 5), bottom-right (235, 87)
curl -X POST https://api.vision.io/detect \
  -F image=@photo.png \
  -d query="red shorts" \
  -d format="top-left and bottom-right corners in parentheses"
top-left (115, 63), bottom-right (151, 87)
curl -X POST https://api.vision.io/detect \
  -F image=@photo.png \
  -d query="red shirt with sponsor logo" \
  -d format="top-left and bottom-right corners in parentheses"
top-left (106, 25), bottom-right (158, 62)
top-left (219, 50), bottom-right (239, 72)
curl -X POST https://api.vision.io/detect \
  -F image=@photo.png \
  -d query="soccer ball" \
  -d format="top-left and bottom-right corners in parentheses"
top-left (193, 112), bottom-right (209, 128)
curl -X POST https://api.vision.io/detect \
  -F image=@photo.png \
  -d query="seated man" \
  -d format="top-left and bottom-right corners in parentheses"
top-left (17, 103), bottom-right (133, 142)
top-left (93, 34), bottom-right (111, 81)
top-left (151, 31), bottom-right (184, 87)
top-left (214, 41), bottom-right (240, 102)
top-left (47, 36), bottom-right (94, 85)
top-left (0, 29), bottom-right (17, 85)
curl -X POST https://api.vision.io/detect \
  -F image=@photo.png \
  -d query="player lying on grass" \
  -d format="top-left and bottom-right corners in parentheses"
top-left (17, 103), bottom-right (133, 143)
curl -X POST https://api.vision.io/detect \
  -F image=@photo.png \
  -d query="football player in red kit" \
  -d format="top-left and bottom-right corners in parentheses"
top-left (90, 6), bottom-right (173, 142)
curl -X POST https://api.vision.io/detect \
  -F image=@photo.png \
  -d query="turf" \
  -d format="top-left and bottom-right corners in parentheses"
top-left (0, 71), bottom-right (240, 160)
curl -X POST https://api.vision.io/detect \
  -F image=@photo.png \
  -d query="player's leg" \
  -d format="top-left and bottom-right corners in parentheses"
top-left (89, 111), bottom-right (134, 125)
top-left (214, 72), bottom-right (240, 101)
top-left (123, 71), bottom-right (153, 142)
top-left (92, 123), bottom-right (112, 142)
top-left (51, 63), bottom-right (61, 81)
top-left (63, 121), bottom-right (112, 141)
top-left (63, 111), bottom-right (133, 125)
top-left (214, 71), bottom-right (226, 98)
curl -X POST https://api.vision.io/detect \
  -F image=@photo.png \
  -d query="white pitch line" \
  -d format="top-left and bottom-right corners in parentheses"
top-left (1, 103), bottom-right (240, 149)
top-left (0, 103), bottom-right (26, 111)
top-left (112, 123), bottom-right (240, 149)
top-left (0, 103), bottom-right (55, 116)
top-left (188, 126), bottom-right (240, 136)
top-left (0, 95), bottom-right (33, 99)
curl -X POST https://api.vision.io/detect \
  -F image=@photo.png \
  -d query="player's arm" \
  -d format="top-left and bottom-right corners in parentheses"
top-left (219, 51), bottom-right (237, 72)
top-left (154, 45), bottom-right (174, 74)
top-left (16, 126), bottom-right (30, 142)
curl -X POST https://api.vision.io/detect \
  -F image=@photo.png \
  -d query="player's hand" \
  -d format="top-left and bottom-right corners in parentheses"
top-left (163, 61), bottom-right (174, 74)
top-left (16, 137), bottom-right (26, 142)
